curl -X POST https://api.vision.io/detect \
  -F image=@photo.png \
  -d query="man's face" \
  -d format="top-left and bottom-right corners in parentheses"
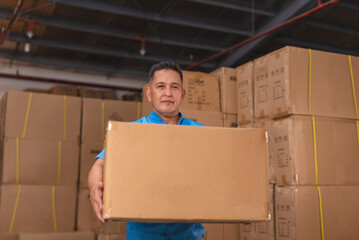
top-left (146, 69), bottom-right (185, 117)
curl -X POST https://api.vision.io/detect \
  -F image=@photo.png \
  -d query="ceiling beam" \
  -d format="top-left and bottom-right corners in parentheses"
top-left (275, 36), bottom-right (359, 56)
top-left (46, 0), bottom-right (252, 36)
top-left (0, 50), bottom-right (148, 77)
top-left (6, 33), bottom-right (216, 69)
top-left (0, 8), bottom-right (225, 53)
top-left (185, 0), bottom-right (275, 17)
top-left (337, 1), bottom-right (359, 11)
top-left (218, 0), bottom-right (313, 67)
top-left (300, 18), bottom-right (359, 37)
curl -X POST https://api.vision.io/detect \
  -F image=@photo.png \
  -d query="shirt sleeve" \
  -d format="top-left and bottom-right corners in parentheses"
top-left (96, 149), bottom-right (105, 160)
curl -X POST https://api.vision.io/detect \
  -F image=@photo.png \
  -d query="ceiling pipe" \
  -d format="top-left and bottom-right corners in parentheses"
top-left (0, 73), bottom-right (142, 92)
top-left (186, 0), bottom-right (340, 70)
top-left (0, 0), bottom-right (24, 45)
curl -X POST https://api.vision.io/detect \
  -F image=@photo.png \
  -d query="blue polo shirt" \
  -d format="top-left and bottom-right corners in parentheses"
top-left (96, 111), bottom-right (205, 240)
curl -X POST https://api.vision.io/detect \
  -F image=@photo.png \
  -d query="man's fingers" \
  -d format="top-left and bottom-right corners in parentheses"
top-left (98, 181), bottom-right (104, 190)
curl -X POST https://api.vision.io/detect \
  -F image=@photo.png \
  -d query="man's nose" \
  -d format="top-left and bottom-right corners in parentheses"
top-left (164, 86), bottom-right (172, 96)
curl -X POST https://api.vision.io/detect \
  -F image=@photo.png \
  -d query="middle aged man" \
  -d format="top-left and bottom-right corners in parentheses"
top-left (88, 62), bottom-right (205, 240)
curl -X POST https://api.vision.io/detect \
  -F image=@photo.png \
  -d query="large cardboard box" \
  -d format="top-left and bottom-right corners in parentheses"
top-left (182, 71), bottom-right (220, 112)
top-left (236, 62), bottom-right (254, 124)
top-left (273, 115), bottom-right (359, 185)
top-left (0, 91), bottom-right (81, 141)
top-left (223, 114), bottom-right (238, 128)
top-left (255, 119), bottom-right (275, 184)
top-left (253, 55), bottom-right (270, 120)
top-left (49, 86), bottom-right (78, 96)
top-left (18, 232), bottom-right (95, 240)
top-left (276, 185), bottom-right (359, 240)
top-left (267, 46), bottom-right (359, 119)
top-left (1, 138), bottom-right (79, 185)
top-left (211, 67), bottom-right (237, 114)
top-left (81, 98), bottom-right (140, 143)
top-left (79, 142), bottom-right (103, 188)
top-left (0, 185), bottom-right (76, 232)
top-left (77, 188), bottom-right (126, 234)
top-left (239, 185), bottom-right (275, 240)
top-left (101, 90), bottom-right (118, 100)
top-left (103, 122), bottom-right (269, 222)
top-left (181, 110), bottom-right (222, 127)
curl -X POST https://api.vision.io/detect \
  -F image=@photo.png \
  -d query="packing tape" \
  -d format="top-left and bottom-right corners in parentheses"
top-left (348, 55), bottom-right (359, 146)
top-left (58, 141), bottom-right (62, 186)
top-left (106, 234), bottom-right (109, 240)
top-left (9, 184), bottom-right (22, 233)
top-left (312, 116), bottom-right (319, 185)
top-left (16, 137), bottom-right (19, 185)
top-left (137, 102), bottom-right (141, 119)
top-left (316, 186), bottom-right (325, 240)
top-left (52, 185), bottom-right (58, 232)
top-left (308, 49), bottom-right (312, 114)
top-left (102, 101), bottom-right (105, 148)
top-left (349, 55), bottom-right (358, 118)
top-left (63, 96), bottom-right (67, 140)
top-left (22, 92), bottom-right (33, 139)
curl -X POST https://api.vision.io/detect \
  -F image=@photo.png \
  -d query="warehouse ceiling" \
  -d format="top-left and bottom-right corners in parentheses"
top-left (0, 0), bottom-right (358, 78)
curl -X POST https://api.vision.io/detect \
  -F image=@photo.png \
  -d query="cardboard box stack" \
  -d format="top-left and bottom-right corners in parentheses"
top-left (238, 46), bottom-right (359, 240)
top-left (78, 98), bottom-right (140, 239)
top-left (0, 91), bottom-right (81, 236)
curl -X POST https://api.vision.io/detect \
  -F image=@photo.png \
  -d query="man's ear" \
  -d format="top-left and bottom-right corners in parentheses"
top-left (146, 85), bottom-right (151, 103)
top-left (182, 88), bottom-right (186, 100)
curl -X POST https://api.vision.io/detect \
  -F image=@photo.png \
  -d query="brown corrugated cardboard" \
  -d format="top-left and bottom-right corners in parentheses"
top-left (201, 224), bottom-right (240, 240)
top-left (276, 185), bottom-right (359, 240)
top-left (0, 233), bottom-right (16, 240)
top-left (49, 86), bottom-right (78, 96)
top-left (81, 98), bottom-right (140, 143)
top-left (223, 114), bottom-right (238, 128)
top-left (239, 122), bottom-right (254, 128)
top-left (211, 67), bottom-right (237, 114)
top-left (18, 232), bottom-right (96, 240)
top-left (103, 122), bottom-right (269, 222)
top-left (268, 47), bottom-right (359, 119)
top-left (77, 188), bottom-right (126, 234)
top-left (253, 55), bottom-right (270, 120)
top-left (181, 71), bottom-right (220, 112)
top-left (0, 91), bottom-right (81, 141)
top-left (141, 84), bottom-right (152, 118)
top-left (79, 88), bottom-right (103, 99)
top-left (255, 119), bottom-right (275, 184)
top-left (1, 138), bottom-right (79, 185)
top-left (273, 115), bottom-right (359, 185)
top-left (239, 185), bottom-right (275, 240)
top-left (97, 234), bottom-right (126, 240)
top-left (24, 88), bottom-right (49, 94)
top-left (0, 185), bottom-right (76, 232)
top-left (79, 142), bottom-right (103, 188)
top-left (181, 110), bottom-right (222, 127)
top-left (101, 90), bottom-right (117, 100)
top-left (236, 62), bottom-right (254, 124)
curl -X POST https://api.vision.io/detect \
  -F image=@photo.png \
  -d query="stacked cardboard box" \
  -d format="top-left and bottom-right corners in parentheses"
top-left (236, 62), bottom-right (254, 126)
top-left (211, 67), bottom-right (238, 127)
top-left (0, 91), bottom-right (81, 233)
top-left (78, 98), bottom-right (139, 239)
top-left (239, 46), bottom-right (359, 240)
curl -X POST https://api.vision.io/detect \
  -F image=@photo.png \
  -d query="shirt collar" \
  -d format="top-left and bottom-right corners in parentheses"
top-left (148, 111), bottom-right (184, 125)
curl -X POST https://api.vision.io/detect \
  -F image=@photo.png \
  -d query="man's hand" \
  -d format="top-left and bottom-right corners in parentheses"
top-left (88, 157), bottom-right (106, 223)
top-left (90, 181), bottom-right (105, 223)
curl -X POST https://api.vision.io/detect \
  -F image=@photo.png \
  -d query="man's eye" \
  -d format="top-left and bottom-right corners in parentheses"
top-left (157, 85), bottom-right (164, 88)
top-left (172, 85), bottom-right (179, 89)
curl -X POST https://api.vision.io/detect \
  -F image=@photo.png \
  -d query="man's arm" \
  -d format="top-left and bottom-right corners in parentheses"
top-left (88, 157), bottom-right (105, 223)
